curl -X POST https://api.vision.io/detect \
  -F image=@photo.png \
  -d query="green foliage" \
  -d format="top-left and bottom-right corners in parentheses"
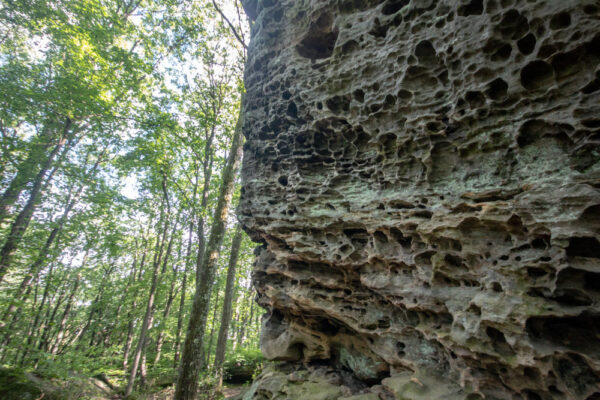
top-left (224, 348), bottom-right (264, 384)
top-left (0, 0), bottom-right (258, 395)
top-left (0, 367), bottom-right (121, 400)
top-left (0, 367), bottom-right (44, 400)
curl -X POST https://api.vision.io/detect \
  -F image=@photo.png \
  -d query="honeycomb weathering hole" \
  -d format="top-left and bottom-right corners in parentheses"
top-left (296, 13), bottom-right (339, 60)
top-left (520, 60), bottom-right (554, 90)
top-left (458, 0), bottom-right (483, 17)
top-left (382, 0), bottom-right (409, 16)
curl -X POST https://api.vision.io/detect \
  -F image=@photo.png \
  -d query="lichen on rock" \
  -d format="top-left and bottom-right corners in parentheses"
top-left (238, 0), bottom-right (600, 399)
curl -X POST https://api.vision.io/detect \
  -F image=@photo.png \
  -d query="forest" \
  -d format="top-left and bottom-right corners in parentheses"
top-left (3, 0), bottom-right (600, 399)
top-left (0, 0), bottom-right (259, 398)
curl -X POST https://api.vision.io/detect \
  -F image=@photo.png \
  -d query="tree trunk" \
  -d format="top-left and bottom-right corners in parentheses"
top-left (76, 264), bottom-right (115, 349)
top-left (18, 260), bottom-right (56, 366)
top-left (195, 166), bottom-right (212, 285)
top-left (0, 119), bottom-right (72, 283)
top-left (205, 279), bottom-right (221, 366)
top-left (195, 124), bottom-right (218, 286)
top-left (123, 242), bottom-right (148, 371)
top-left (125, 207), bottom-right (170, 397)
top-left (232, 288), bottom-right (248, 352)
top-left (247, 298), bottom-right (256, 345)
top-left (173, 221), bottom-right (194, 367)
top-left (230, 292), bottom-right (244, 352)
top-left (139, 335), bottom-right (150, 389)
top-left (174, 106), bottom-right (244, 400)
top-left (125, 253), bottom-right (160, 396)
top-left (2, 176), bottom-right (90, 322)
top-left (153, 268), bottom-right (179, 365)
top-left (237, 300), bottom-right (250, 350)
top-left (37, 279), bottom-right (68, 355)
top-left (49, 273), bottom-right (80, 355)
top-left (0, 123), bottom-right (55, 225)
top-left (151, 218), bottom-right (179, 365)
top-left (214, 225), bottom-right (243, 385)
top-left (102, 239), bottom-right (140, 349)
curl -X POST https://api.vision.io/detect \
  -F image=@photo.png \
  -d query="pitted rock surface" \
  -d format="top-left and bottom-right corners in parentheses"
top-left (238, 0), bottom-right (600, 399)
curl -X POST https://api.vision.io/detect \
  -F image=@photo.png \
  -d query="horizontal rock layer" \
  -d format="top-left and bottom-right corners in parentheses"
top-left (238, 0), bottom-right (600, 399)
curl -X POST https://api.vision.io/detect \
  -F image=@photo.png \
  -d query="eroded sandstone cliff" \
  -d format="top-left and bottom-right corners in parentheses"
top-left (238, 0), bottom-right (600, 399)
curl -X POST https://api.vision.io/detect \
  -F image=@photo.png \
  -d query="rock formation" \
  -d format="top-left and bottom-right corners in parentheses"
top-left (238, 0), bottom-right (600, 399)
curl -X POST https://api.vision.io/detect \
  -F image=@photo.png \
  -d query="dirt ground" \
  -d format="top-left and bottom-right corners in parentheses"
top-left (222, 385), bottom-right (248, 398)
top-left (138, 384), bottom-right (249, 400)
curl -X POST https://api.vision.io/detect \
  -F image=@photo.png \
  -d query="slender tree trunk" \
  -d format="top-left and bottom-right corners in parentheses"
top-left (123, 305), bottom-right (138, 371)
top-left (19, 261), bottom-right (56, 366)
top-left (75, 264), bottom-right (114, 349)
top-left (247, 298), bottom-right (256, 346)
top-left (37, 280), bottom-right (68, 355)
top-left (102, 244), bottom-right (138, 348)
top-left (205, 280), bottom-right (221, 366)
top-left (122, 243), bottom-right (148, 372)
top-left (231, 314), bottom-right (239, 352)
top-left (153, 268), bottom-right (178, 365)
top-left (125, 207), bottom-right (170, 397)
top-left (195, 125), bottom-right (217, 286)
top-left (123, 243), bottom-right (148, 371)
top-left (237, 307), bottom-right (248, 350)
top-left (125, 258), bottom-right (160, 396)
top-left (241, 295), bottom-right (255, 349)
top-left (195, 174), bottom-right (211, 286)
top-left (254, 301), bottom-right (260, 335)
top-left (173, 221), bottom-right (194, 367)
top-left (214, 225), bottom-right (243, 385)
top-left (139, 332), bottom-right (150, 389)
top-left (151, 219), bottom-right (179, 365)
top-left (230, 292), bottom-right (244, 352)
top-left (231, 289), bottom-right (248, 352)
top-left (0, 120), bottom-right (72, 283)
top-left (50, 273), bottom-right (80, 354)
top-left (0, 124), bottom-right (55, 225)
top-left (174, 106), bottom-right (244, 400)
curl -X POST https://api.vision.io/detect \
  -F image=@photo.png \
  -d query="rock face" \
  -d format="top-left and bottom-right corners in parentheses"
top-left (238, 0), bottom-right (600, 399)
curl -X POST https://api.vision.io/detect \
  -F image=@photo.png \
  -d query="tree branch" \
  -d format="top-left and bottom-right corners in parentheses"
top-left (211, 0), bottom-right (247, 50)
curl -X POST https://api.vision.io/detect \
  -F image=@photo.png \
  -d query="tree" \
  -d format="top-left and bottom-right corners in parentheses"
top-left (174, 104), bottom-right (244, 400)
top-left (214, 224), bottom-right (243, 386)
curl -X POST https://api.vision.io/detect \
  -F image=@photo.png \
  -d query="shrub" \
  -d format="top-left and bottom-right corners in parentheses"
top-left (223, 348), bottom-right (263, 384)
top-left (0, 368), bottom-right (44, 400)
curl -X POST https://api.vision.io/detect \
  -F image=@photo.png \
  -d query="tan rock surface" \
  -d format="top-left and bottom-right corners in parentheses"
top-left (239, 0), bottom-right (600, 398)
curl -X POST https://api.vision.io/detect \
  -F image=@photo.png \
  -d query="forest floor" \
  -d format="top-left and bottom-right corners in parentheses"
top-left (138, 384), bottom-right (249, 399)
top-left (223, 384), bottom-right (249, 398)
top-left (0, 367), bottom-right (250, 400)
